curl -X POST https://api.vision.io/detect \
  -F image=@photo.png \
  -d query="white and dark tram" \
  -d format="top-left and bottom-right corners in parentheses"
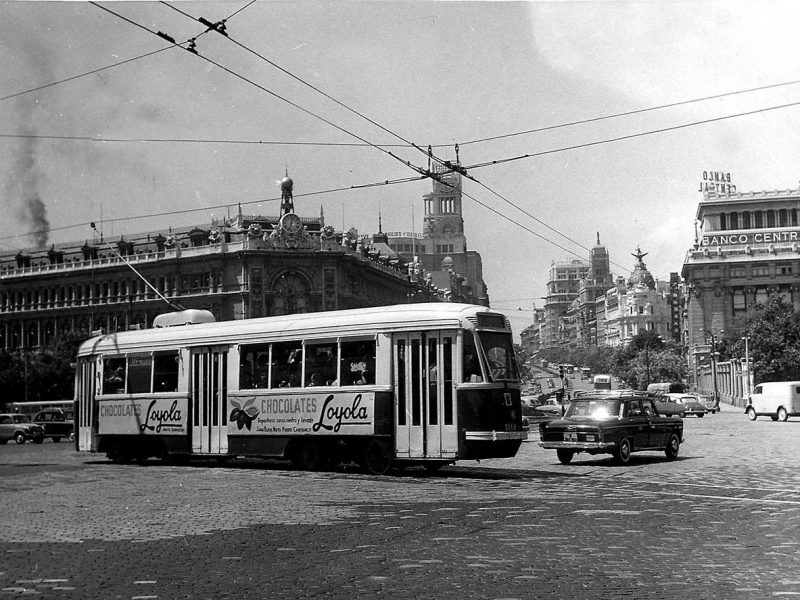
top-left (74, 303), bottom-right (526, 474)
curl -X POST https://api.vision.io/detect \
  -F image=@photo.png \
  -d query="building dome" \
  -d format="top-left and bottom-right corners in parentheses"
top-left (281, 176), bottom-right (294, 192)
top-left (627, 246), bottom-right (655, 290)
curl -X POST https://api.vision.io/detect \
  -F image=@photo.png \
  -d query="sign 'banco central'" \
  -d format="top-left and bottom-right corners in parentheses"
top-left (702, 230), bottom-right (800, 246)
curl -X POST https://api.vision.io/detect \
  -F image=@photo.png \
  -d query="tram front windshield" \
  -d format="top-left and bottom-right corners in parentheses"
top-left (477, 331), bottom-right (519, 383)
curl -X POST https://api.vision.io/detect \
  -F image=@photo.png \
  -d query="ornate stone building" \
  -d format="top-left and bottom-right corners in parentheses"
top-left (682, 185), bottom-right (800, 383)
top-left (595, 248), bottom-right (673, 347)
top-left (0, 176), bottom-right (447, 350)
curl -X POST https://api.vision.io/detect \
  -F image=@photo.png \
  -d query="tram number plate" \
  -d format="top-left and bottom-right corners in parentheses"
top-left (563, 432), bottom-right (578, 442)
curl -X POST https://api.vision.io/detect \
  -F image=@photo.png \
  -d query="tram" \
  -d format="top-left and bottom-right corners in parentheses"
top-left (74, 303), bottom-right (526, 473)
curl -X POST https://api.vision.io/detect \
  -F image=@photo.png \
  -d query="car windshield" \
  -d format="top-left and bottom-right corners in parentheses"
top-left (566, 399), bottom-right (621, 419)
top-left (12, 415), bottom-right (32, 424)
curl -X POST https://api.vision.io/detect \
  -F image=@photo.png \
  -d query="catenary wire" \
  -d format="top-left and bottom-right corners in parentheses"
top-left (159, 1), bottom-right (448, 170)
top-left (90, 2), bottom-right (439, 184)
top-left (4, 3), bottom-right (680, 266)
top-left (463, 99), bottom-right (800, 171)
top-left (456, 78), bottom-right (800, 147)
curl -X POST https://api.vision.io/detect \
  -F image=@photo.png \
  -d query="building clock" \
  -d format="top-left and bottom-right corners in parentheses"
top-left (279, 212), bottom-right (303, 236)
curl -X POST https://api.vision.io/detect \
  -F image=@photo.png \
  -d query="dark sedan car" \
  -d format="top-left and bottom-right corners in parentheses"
top-left (539, 394), bottom-right (684, 465)
top-left (33, 409), bottom-right (75, 442)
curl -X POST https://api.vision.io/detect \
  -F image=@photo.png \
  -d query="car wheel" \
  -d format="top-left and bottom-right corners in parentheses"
top-left (697, 413), bottom-right (704, 418)
top-left (556, 449), bottom-right (574, 465)
top-left (747, 407), bottom-right (757, 421)
top-left (679, 412), bottom-right (686, 419)
top-left (52, 437), bottom-right (61, 443)
top-left (777, 407), bottom-right (789, 422)
top-left (665, 432), bottom-right (680, 460)
top-left (14, 432), bottom-right (26, 445)
top-left (613, 438), bottom-right (632, 465)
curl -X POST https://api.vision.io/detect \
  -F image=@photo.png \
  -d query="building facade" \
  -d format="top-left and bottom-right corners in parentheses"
top-left (0, 176), bottom-right (448, 350)
top-left (682, 185), bottom-right (800, 388)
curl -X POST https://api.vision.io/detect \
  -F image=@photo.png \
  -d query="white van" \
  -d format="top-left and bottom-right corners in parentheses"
top-left (746, 381), bottom-right (800, 422)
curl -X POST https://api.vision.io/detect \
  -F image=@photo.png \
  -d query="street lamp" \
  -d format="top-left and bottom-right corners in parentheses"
top-left (707, 329), bottom-right (723, 411)
top-left (742, 336), bottom-right (752, 396)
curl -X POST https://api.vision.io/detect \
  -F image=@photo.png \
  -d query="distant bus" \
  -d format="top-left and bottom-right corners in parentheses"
top-left (5, 400), bottom-right (74, 419)
top-left (74, 303), bottom-right (526, 474)
top-left (592, 374), bottom-right (613, 391)
top-left (580, 367), bottom-right (592, 380)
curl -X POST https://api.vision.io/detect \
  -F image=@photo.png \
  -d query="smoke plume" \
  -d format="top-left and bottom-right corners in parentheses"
top-left (7, 127), bottom-right (50, 249)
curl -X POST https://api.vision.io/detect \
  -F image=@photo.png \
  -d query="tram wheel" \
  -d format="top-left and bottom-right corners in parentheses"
top-left (422, 461), bottom-right (447, 474)
top-left (361, 440), bottom-right (392, 475)
top-left (294, 441), bottom-right (323, 471)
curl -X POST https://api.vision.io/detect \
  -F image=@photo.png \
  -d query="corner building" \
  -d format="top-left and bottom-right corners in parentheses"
top-left (682, 186), bottom-right (800, 372)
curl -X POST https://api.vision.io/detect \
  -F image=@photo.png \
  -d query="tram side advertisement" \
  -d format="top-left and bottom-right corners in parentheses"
top-left (98, 397), bottom-right (189, 435)
top-left (229, 392), bottom-right (374, 436)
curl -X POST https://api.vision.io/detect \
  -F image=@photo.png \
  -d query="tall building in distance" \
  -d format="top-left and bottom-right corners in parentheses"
top-left (386, 163), bottom-right (490, 306)
top-left (541, 234), bottom-right (612, 349)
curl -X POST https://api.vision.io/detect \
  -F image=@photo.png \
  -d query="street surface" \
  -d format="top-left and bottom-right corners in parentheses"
top-left (1, 402), bottom-right (799, 599)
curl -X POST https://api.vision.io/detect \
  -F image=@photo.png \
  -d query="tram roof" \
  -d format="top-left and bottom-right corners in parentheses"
top-left (77, 303), bottom-right (507, 357)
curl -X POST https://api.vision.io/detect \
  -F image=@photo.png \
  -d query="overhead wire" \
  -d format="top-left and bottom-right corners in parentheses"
top-left (463, 99), bottom-right (800, 172)
top-left (0, 176), bottom-right (426, 246)
top-left (158, 1), bottom-right (450, 171)
top-left (455, 78), bottom-right (800, 147)
top-left (12, 2), bottom-right (782, 270)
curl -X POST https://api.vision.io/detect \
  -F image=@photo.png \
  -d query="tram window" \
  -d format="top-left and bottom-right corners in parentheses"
top-left (128, 354), bottom-right (152, 394)
top-left (102, 357), bottom-right (126, 394)
top-left (462, 333), bottom-right (483, 382)
top-left (240, 344), bottom-right (269, 388)
top-left (477, 332), bottom-right (520, 382)
top-left (305, 342), bottom-right (337, 386)
top-left (340, 339), bottom-right (376, 385)
top-left (153, 352), bottom-right (179, 392)
top-left (427, 337), bottom-right (438, 425)
top-left (443, 336), bottom-right (453, 425)
top-left (271, 341), bottom-right (302, 388)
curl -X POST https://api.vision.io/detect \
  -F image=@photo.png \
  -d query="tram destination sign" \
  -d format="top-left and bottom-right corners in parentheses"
top-left (702, 229), bottom-right (800, 246)
top-left (229, 391), bottom-right (375, 436)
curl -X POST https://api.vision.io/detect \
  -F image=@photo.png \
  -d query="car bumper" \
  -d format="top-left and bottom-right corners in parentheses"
top-left (465, 430), bottom-right (528, 442)
top-left (539, 441), bottom-right (616, 451)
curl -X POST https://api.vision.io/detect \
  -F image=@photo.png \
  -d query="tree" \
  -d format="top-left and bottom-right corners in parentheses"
top-left (613, 331), bottom-right (685, 390)
top-left (736, 296), bottom-right (800, 383)
top-left (0, 332), bottom-right (84, 410)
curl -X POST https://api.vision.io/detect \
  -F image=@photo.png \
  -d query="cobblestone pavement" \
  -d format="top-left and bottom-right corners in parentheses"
top-left (1, 406), bottom-right (799, 599)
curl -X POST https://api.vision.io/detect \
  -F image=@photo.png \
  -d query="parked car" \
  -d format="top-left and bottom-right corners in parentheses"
top-left (532, 397), bottom-right (565, 419)
top-left (0, 413), bottom-right (45, 445)
top-left (746, 381), bottom-right (800, 422)
top-left (33, 409), bottom-right (75, 442)
top-left (539, 393), bottom-right (684, 465)
top-left (652, 393), bottom-right (708, 418)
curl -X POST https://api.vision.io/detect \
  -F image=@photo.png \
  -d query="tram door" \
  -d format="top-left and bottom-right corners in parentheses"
top-left (191, 347), bottom-right (228, 454)
top-left (393, 332), bottom-right (458, 459)
top-left (76, 357), bottom-right (98, 452)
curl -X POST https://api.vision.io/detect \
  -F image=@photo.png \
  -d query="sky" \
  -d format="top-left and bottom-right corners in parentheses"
top-left (2, 0), bottom-right (800, 334)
